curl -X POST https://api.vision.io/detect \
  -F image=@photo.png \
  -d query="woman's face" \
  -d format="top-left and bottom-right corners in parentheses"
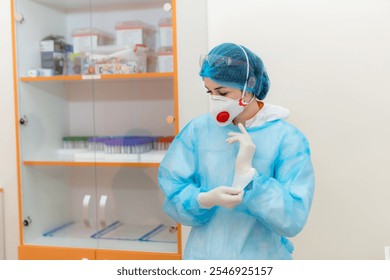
top-left (203, 78), bottom-right (252, 102)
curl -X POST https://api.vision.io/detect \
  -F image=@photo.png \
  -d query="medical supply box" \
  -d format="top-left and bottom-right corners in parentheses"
top-left (72, 28), bottom-right (114, 53)
top-left (157, 46), bottom-right (173, 72)
top-left (40, 35), bottom-right (66, 75)
top-left (115, 20), bottom-right (156, 50)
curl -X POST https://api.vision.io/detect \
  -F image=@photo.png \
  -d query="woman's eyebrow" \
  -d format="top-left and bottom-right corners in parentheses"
top-left (204, 85), bottom-right (226, 90)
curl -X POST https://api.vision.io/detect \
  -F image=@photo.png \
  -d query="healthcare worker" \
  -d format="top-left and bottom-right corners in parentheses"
top-left (158, 43), bottom-right (315, 259)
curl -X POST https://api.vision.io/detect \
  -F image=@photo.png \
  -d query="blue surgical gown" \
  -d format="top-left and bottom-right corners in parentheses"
top-left (158, 113), bottom-right (315, 259)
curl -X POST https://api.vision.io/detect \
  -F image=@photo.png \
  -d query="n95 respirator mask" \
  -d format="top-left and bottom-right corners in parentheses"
top-left (209, 95), bottom-right (246, 126)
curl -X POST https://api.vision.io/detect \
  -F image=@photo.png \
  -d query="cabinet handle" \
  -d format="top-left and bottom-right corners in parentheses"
top-left (15, 11), bottom-right (24, 23)
top-left (82, 195), bottom-right (92, 228)
top-left (99, 195), bottom-right (108, 228)
top-left (169, 225), bottom-right (178, 233)
top-left (166, 115), bottom-right (175, 124)
top-left (19, 115), bottom-right (28, 125)
top-left (163, 3), bottom-right (172, 12)
top-left (23, 216), bottom-right (32, 227)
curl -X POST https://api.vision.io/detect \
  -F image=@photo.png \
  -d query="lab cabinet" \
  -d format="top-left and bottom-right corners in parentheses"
top-left (12, 0), bottom-right (181, 259)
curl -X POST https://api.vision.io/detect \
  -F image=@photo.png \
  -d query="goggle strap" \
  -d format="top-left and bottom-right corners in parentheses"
top-left (236, 44), bottom-right (250, 105)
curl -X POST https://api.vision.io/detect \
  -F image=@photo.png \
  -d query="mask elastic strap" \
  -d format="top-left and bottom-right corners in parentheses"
top-left (235, 44), bottom-right (252, 106)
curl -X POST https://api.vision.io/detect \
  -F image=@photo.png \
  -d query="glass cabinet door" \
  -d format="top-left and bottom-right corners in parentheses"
top-left (13, 0), bottom-right (179, 258)
top-left (14, 0), bottom-right (99, 252)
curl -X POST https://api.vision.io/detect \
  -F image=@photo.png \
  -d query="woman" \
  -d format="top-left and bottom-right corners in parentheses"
top-left (158, 42), bottom-right (315, 259)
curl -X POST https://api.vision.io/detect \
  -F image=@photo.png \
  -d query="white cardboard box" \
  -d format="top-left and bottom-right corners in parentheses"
top-left (158, 18), bottom-right (172, 47)
top-left (158, 52), bottom-right (173, 72)
top-left (115, 21), bottom-right (156, 50)
top-left (72, 29), bottom-right (114, 53)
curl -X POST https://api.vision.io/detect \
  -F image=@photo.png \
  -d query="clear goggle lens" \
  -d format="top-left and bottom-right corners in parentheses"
top-left (199, 54), bottom-right (247, 68)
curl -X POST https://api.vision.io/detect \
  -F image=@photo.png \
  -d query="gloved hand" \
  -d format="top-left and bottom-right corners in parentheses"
top-left (198, 186), bottom-right (244, 209)
top-left (226, 123), bottom-right (258, 190)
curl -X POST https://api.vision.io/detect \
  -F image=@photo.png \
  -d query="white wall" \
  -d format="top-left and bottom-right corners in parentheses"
top-left (0, 0), bottom-right (20, 259)
top-left (206, 0), bottom-right (390, 259)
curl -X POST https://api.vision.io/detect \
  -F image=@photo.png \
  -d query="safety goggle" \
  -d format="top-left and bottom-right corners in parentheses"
top-left (199, 54), bottom-right (248, 68)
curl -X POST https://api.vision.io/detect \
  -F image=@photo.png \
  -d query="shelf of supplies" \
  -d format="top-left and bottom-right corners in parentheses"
top-left (23, 161), bottom-right (160, 167)
top-left (20, 72), bottom-right (174, 83)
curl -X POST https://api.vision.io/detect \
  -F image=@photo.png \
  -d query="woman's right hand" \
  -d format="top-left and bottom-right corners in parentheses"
top-left (197, 186), bottom-right (243, 209)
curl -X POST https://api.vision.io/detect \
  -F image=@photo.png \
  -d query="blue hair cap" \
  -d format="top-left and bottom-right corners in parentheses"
top-left (200, 43), bottom-right (270, 100)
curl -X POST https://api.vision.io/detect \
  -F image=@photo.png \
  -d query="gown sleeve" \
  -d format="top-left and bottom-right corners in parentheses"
top-left (242, 127), bottom-right (315, 237)
top-left (158, 121), bottom-right (216, 226)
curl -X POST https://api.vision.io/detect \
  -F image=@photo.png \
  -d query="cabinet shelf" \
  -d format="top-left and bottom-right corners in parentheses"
top-left (23, 161), bottom-right (160, 167)
top-left (20, 72), bottom-right (174, 83)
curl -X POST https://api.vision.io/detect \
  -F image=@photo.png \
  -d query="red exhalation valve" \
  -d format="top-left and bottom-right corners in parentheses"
top-left (216, 111), bottom-right (230, 123)
top-left (239, 98), bottom-right (247, 106)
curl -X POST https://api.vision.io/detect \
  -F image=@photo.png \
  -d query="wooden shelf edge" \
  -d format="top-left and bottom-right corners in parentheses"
top-left (20, 72), bottom-right (174, 83)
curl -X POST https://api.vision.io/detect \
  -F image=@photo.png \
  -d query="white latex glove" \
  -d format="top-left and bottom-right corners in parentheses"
top-left (226, 123), bottom-right (258, 190)
top-left (198, 186), bottom-right (244, 209)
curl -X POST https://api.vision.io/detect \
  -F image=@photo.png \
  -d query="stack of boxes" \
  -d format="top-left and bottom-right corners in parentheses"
top-left (38, 35), bottom-right (66, 76)
top-left (157, 18), bottom-right (173, 72)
